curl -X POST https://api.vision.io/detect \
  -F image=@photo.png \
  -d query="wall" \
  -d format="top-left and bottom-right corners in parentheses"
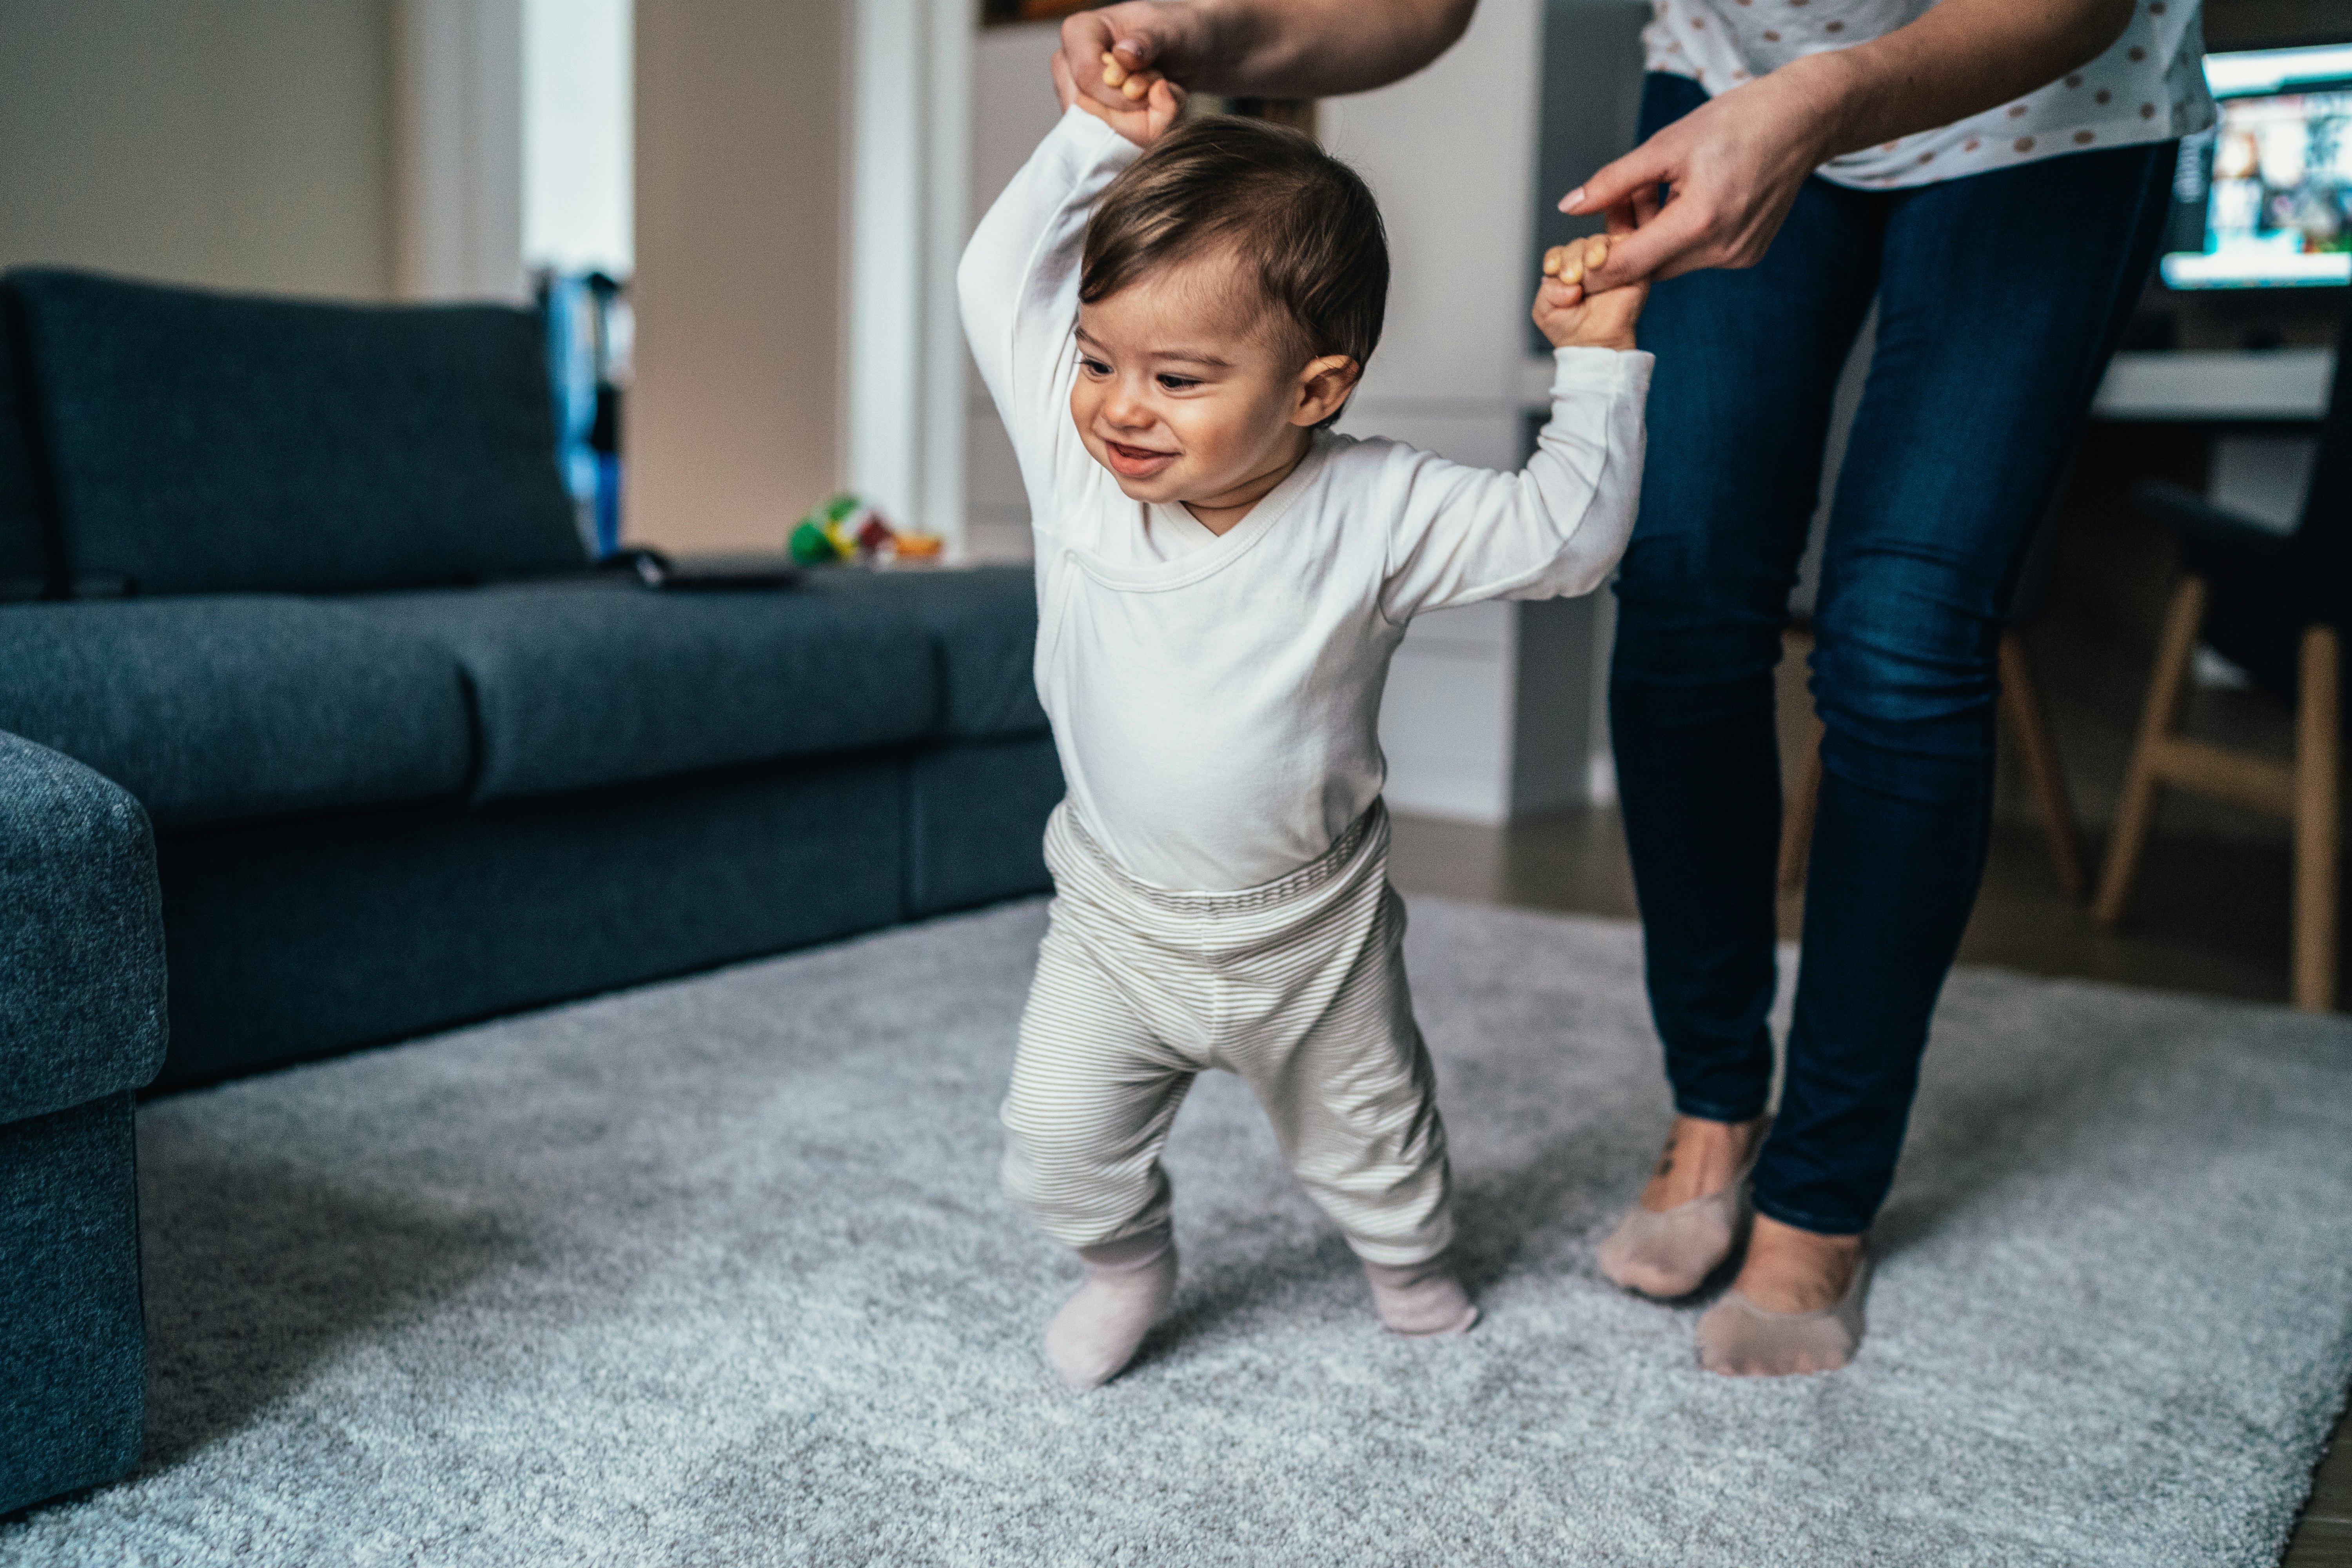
top-left (524, 0), bottom-right (632, 276)
top-left (628, 0), bottom-right (844, 553)
top-left (964, 20), bottom-right (1065, 562)
top-left (0, 0), bottom-right (396, 298)
top-left (1320, 0), bottom-right (1646, 818)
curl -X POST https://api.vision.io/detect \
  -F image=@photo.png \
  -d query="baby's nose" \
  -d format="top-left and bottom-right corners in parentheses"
top-left (1103, 383), bottom-right (1154, 426)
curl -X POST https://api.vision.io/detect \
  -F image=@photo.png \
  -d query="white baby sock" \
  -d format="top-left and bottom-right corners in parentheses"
top-left (1361, 1252), bottom-right (1479, 1336)
top-left (1043, 1225), bottom-right (1178, 1390)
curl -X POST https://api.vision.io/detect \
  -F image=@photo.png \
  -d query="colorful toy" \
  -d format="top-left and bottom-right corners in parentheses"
top-left (789, 492), bottom-right (948, 565)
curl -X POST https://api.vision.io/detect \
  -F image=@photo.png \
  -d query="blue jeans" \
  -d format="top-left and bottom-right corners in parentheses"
top-left (1611, 73), bottom-right (2176, 1235)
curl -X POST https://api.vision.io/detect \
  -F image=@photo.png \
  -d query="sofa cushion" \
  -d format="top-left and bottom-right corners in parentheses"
top-left (0, 299), bottom-right (51, 600)
top-left (343, 582), bottom-right (940, 802)
top-left (800, 564), bottom-right (1046, 740)
top-left (0, 599), bottom-right (474, 827)
top-left (9, 269), bottom-right (584, 596)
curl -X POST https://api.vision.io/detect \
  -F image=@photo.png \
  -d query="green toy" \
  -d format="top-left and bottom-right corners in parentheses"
top-left (791, 492), bottom-right (877, 564)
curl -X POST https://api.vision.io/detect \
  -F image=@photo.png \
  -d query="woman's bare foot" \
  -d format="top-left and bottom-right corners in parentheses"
top-left (1730, 1214), bottom-right (1864, 1312)
top-left (1638, 1113), bottom-right (1770, 1211)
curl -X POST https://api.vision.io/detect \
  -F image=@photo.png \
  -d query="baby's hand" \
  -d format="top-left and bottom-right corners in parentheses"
top-left (1533, 232), bottom-right (1648, 353)
top-left (1051, 47), bottom-right (1185, 147)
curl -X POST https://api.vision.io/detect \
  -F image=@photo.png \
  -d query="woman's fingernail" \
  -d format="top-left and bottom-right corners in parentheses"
top-left (1560, 187), bottom-right (1585, 212)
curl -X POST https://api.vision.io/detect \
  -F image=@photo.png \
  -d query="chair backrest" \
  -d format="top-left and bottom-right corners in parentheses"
top-left (9, 268), bottom-right (586, 596)
top-left (2292, 301), bottom-right (2352, 569)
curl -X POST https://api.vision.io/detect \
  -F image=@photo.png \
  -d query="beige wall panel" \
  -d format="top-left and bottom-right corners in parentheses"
top-left (0, 0), bottom-right (395, 298)
top-left (629, 0), bottom-right (843, 553)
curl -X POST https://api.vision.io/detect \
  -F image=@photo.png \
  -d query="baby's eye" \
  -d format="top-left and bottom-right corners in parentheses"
top-left (1156, 374), bottom-right (1199, 391)
top-left (1079, 357), bottom-right (1111, 376)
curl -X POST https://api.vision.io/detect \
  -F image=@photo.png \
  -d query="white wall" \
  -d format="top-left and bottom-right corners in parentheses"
top-left (843, 0), bottom-right (973, 544)
top-left (524, 0), bottom-right (633, 276)
top-left (1323, 0), bottom-right (1548, 473)
top-left (396, 0), bottom-right (527, 301)
top-left (964, 22), bottom-right (1067, 561)
top-left (627, 0), bottom-right (845, 552)
top-left (1323, 0), bottom-right (1614, 821)
top-left (0, 0), bottom-right (397, 299)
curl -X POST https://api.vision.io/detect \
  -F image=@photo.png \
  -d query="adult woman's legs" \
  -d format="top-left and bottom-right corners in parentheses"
top-left (1610, 76), bottom-right (1881, 1164)
top-left (1608, 72), bottom-right (2179, 1364)
top-left (1756, 141), bottom-right (2179, 1246)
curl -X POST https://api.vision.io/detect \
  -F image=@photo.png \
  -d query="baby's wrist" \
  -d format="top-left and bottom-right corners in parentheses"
top-left (1552, 331), bottom-right (1637, 354)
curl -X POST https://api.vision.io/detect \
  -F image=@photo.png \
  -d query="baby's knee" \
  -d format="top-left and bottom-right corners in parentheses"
top-left (1000, 1098), bottom-right (1169, 1247)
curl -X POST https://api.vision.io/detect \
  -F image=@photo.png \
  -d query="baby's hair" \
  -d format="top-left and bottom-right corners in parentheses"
top-left (1081, 116), bottom-right (1388, 401)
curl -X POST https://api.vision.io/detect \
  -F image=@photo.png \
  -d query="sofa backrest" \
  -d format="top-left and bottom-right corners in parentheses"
top-left (0, 291), bottom-right (53, 601)
top-left (9, 269), bottom-right (587, 596)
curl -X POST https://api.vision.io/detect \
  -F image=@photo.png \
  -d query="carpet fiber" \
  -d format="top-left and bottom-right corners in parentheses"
top-left (8, 899), bottom-right (2352, 1566)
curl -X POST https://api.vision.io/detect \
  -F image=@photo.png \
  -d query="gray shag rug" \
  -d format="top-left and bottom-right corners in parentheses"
top-left (8, 899), bottom-right (2352, 1567)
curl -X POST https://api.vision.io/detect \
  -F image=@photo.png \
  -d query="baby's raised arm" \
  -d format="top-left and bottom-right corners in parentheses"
top-left (957, 107), bottom-right (1147, 532)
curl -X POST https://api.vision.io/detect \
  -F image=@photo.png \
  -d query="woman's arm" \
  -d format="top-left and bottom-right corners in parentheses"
top-left (1064, 0), bottom-right (2138, 289)
top-left (1568, 0), bottom-right (2138, 285)
top-left (1056, 0), bottom-right (1475, 107)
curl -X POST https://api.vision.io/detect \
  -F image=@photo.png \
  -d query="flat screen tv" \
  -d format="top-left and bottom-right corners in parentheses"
top-left (2161, 44), bottom-right (2352, 290)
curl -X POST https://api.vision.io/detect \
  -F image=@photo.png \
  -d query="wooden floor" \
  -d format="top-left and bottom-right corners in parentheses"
top-left (1388, 799), bottom-right (2352, 1563)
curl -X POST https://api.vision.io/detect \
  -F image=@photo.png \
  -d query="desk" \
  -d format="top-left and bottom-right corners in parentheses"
top-left (2092, 348), bottom-right (2334, 421)
top-left (2091, 349), bottom-right (2335, 531)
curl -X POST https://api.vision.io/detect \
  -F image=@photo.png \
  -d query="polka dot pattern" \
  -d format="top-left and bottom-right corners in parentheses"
top-left (1641, 0), bottom-right (2217, 190)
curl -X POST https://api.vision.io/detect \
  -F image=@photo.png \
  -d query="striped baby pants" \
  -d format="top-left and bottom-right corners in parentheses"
top-left (1000, 799), bottom-right (1454, 1268)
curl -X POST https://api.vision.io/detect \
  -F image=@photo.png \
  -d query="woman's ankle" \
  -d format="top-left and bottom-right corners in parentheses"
top-left (1732, 1214), bottom-right (1864, 1313)
top-left (1639, 1112), bottom-right (1770, 1211)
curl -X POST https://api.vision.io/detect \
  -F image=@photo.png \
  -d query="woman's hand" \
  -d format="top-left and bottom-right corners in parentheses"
top-left (1563, 57), bottom-right (1847, 289)
top-left (1565, 0), bottom-right (2134, 289)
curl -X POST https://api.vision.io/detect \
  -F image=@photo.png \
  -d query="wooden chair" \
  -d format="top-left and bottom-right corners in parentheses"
top-left (2091, 309), bottom-right (2352, 1012)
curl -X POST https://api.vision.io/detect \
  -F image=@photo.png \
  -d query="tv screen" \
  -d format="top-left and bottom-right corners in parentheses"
top-left (2161, 44), bottom-right (2352, 290)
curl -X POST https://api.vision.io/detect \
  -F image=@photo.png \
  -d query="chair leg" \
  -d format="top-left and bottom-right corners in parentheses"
top-left (1779, 714), bottom-right (1825, 894)
top-left (2294, 624), bottom-right (2339, 1012)
top-left (2093, 575), bottom-right (2207, 928)
top-left (1997, 631), bottom-right (2090, 902)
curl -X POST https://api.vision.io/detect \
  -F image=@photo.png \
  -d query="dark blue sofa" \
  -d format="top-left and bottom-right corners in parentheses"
top-left (0, 269), bottom-right (1058, 1515)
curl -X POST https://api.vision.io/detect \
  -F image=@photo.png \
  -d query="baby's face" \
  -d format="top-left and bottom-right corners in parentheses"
top-left (1071, 248), bottom-right (1333, 511)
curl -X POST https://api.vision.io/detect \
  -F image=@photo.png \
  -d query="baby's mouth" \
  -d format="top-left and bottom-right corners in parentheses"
top-left (1103, 438), bottom-right (1178, 480)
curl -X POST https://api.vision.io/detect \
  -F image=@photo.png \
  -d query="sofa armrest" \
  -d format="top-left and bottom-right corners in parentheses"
top-left (0, 730), bottom-right (167, 1120)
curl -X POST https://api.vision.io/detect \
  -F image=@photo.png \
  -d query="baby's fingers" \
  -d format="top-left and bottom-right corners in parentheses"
top-left (1536, 276), bottom-right (1586, 311)
top-left (1542, 244), bottom-right (1586, 287)
top-left (1103, 51), bottom-right (1161, 101)
top-left (1144, 77), bottom-right (1187, 138)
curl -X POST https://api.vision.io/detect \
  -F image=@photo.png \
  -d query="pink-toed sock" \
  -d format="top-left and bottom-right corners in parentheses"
top-left (1043, 1226), bottom-right (1178, 1390)
top-left (1361, 1252), bottom-right (1479, 1336)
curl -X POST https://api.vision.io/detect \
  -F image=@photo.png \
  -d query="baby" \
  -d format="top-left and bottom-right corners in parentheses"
top-left (959, 56), bottom-right (1650, 1389)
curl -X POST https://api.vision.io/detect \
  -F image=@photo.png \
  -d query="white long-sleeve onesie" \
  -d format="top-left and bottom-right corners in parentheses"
top-left (960, 108), bottom-right (1654, 894)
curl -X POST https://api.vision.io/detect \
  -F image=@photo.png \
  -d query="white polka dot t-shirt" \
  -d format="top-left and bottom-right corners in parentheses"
top-left (1644, 0), bottom-right (2216, 189)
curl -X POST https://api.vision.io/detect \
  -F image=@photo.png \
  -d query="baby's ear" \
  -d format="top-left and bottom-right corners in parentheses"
top-left (1292, 354), bottom-right (1362, 427)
